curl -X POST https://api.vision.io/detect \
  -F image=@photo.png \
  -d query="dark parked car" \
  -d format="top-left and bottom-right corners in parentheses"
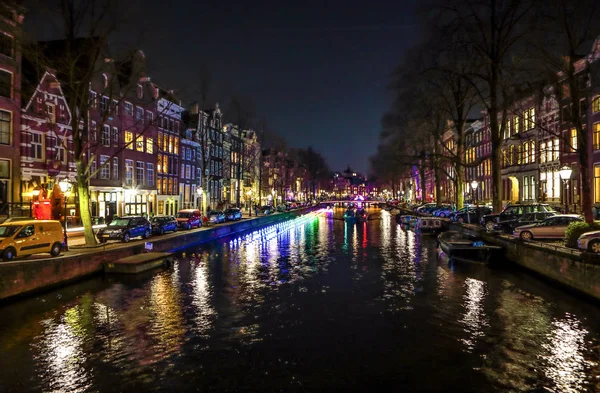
top-left (97, 216), bottom-right (151, 243)
top-left (261, 206), bottom-right (274, 215)
top-left (150, 216), bottom-right (178, 235)
top-left (480, 203), bottom-right (555, 231)
top-left (207, 211), bottom-right (226, 224)
top-left (452, 206), bottom-right (492, 223)
top-left (494, 211), bottom-right (556, 234)
top-left (224, 208), bottom-right (242, 221)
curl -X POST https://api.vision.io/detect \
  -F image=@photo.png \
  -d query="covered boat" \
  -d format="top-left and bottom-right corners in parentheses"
top-left (437, 231), bottom-right (503, 263)
top-left (356, 208), bottom-right (368, 222)
top-left (414, 217), bottom-right (443, 234)
top-left (343, 208), bottom-right (357, 223)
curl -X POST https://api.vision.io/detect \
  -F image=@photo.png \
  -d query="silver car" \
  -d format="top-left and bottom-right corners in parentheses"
top-left (577, 230), bottom-right (600, 253)
top-left (513, 214), bottom-right (583, 240)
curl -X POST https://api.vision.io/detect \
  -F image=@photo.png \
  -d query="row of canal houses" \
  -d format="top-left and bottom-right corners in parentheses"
top-left (412, 38), bottom-right (600, 213)
top-left (0, 8), bottom-right (271, 222)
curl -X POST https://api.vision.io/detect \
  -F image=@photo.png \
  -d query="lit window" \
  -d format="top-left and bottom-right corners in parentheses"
top-left (593, 97), bottom-right (600, 113)
top-left (125, 131), bottom-right (133, 149)
top-left (570, 128), bottom-right (578, 151)
top-left (136, 135), bottom-right (144, 152)
top-left (146, 137), bottom-right (153, 154)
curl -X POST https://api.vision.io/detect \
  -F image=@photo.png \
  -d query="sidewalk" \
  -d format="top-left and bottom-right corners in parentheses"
top-left (64, 213), bottom-right (270, 251)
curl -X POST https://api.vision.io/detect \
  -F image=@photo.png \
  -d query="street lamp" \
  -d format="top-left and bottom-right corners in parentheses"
top-left (196, 186), bottom-right (203, 211)
top-left (246, 190), bottom-right (252, 216)
top-left (559, 165), bottom-right (573, 213)
top-left (58, 180), bottom-right (72, 251)
top-left (470, 180), bottom-right (479, 206)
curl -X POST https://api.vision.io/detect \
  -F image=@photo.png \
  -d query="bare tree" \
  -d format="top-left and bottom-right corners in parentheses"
top-left (527, 0), bottom-right (600, 222)
top-left (430, 0), bottom-right (536, 212)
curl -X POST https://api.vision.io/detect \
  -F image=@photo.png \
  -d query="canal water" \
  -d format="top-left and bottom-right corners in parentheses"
top-left (0, 208), bottom-right (599, 393)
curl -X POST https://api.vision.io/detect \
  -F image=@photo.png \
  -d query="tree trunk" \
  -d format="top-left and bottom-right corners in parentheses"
top-left (76, 160), bottom-right (97, 245)
top-left (579, 131), bottom-right (593, 223)
top-left (456, 166), bottom-right (464, 209)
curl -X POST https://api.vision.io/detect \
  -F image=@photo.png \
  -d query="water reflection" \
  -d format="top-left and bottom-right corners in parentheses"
top-left (190, 257), bottom-right (215, 336)
top-left (459, 278), bottom-right (488, 351)
top-left (541, 314), bottom-right (593, 393)
top-left (0, 207), bottom-right (598, 393)
top-left (34, 306), bottom-right (91, 393)
top-left (148, 272), bottom-right (185, 359)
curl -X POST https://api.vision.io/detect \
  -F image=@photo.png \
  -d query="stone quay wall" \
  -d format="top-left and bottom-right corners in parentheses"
top-left (451, 223), bottom-right (600, 301)
top-left (0, 209), bottom-right (312, 303)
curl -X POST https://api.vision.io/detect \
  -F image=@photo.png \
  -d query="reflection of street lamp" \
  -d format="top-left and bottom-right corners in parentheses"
top-left (559, 166), bottom-right (573, 213)
top-left (59, 180), bottom-right (72, 251)
top-left (470, 180), bottom-right (479, 205)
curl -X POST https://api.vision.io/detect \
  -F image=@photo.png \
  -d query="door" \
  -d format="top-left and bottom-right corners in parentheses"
top-left (14, 224), bottom-right (45, 256)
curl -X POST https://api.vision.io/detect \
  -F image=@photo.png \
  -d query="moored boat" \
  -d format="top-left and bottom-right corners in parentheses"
top-left (414, 217), bottom-right (443, 234)
top-left (437, 231), bottom-right (503, 263)
top-left (343, 208), bottom-right (357, 223)
top-left (356, 208), bottom-right (368, 222)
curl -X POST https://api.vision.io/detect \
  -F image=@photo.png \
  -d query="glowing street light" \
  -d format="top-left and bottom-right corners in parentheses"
top-left (58, 180), bottom-right (73, 251)
top-left (470, 180), bottom-right (479, 206)
top-left (559, 166), bottom-right (573, 213)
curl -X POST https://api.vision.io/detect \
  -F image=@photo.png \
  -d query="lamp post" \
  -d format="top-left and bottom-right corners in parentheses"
top-left (559, 166), bottom-right (573, 213)
top-left (246, 190), bottom-right (252, 216)
top-left (196, 186), bottom-right (203, 209)
top-left (58, 180), bottom-right (72, 251)
top-left (470, 180), bottom-right (479, 206)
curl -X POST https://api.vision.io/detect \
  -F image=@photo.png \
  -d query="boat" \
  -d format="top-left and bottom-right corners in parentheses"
top-left (437, 231), bottom-right (503, 263)
top-left (356, 208), bottom-right (368, 222)
top-left (396, 214), bottom-right (413, 225)
top-left (414, 217), bottom-right (443, 234)
top-left (343, 208), bottom-right (357, 223)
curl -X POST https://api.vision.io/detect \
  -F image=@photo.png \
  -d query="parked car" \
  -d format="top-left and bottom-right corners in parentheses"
top-left (577, 230), bottom-right (600, 253)
top-left (224, 208), bottom-right (242, 221)
top-left (494, 211), bottom-right (556, 234)
top-left (415, 203), bottom-right (437, 213)
top-left (176, 209), bottom-right (202, 229)
top-left (452, 206), bottom-right (492, 223)
top-left (481, 203), bottom-right (555, 231)
top-left (151, 216), bottom-right (178, 235)
top-left (207, 211), bottom-right (226, 224)
top-left (513, 214), bottom-right (583, 240)
top-left (97, 216), bottom-right (151, 243)
top-left (0, 220), bottom-right (64, 261)
top-left (432, 205), bottom-right (453, 217)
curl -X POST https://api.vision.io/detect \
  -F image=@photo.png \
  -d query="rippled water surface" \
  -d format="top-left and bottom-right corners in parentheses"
top-left (1, 208), bottom-right (599, 393)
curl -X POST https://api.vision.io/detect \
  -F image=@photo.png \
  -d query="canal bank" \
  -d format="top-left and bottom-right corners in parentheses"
top-left (450, 222), bottom-right (600, 301)
top-left (0, 208), bottom-right (315, 303)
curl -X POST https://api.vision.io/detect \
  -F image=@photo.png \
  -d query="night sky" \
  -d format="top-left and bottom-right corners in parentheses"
top-left (25, 0), bottom-right (418, 175)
